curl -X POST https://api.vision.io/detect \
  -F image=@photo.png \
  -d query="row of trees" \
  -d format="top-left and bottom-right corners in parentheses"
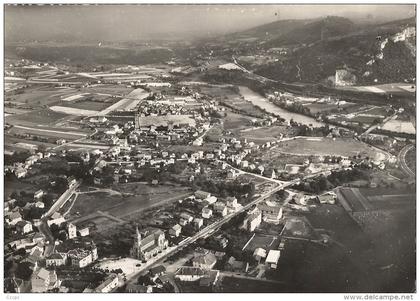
top-left (293, 168), bottom-right (370, 193)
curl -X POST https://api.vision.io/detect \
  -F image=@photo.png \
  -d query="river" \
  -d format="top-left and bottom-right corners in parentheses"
top-left (238, 86), bottom-right (324, 127)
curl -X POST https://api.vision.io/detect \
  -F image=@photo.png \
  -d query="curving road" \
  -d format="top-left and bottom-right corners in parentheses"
top-left (398, 144), bottom-right (415, 179)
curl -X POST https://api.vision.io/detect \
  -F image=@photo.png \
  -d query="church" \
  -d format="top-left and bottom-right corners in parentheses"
top-left (130, 227), bottom-right (169, 261)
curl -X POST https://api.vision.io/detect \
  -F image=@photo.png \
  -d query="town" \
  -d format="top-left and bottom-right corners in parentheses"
top-left (3, 4), bottom-right (416, 294)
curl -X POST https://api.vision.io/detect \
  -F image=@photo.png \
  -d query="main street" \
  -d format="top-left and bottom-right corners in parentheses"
top-left (124, 180), bottom-right (287, 286)
top-left (123, 165), bottom-right (339, 286)
top-left (38, 181), bottom-right (81, 256)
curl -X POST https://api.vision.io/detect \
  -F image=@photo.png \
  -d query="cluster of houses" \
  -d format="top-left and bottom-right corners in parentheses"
top-left (5, 151), bottom-right (46, 179)
top-left (175, 250), bottom-right (222, 289)
top-left (167, 191), bottom-right (243, 239)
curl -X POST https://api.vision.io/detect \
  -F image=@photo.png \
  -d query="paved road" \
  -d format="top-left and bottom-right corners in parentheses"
top-left (123, 164), bottom-right (345, 285)
top-left (43, 182), bottom-right (81, 219)
top-left (398, 144), bottom-right (415, 179)
top-left (38, 182), bottom-right (80, 257)
top-left (38, 220), bottom-right (55, 257)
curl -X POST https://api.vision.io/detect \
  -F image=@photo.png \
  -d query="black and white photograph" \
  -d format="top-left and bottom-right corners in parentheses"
top-left (2, 1), bottom-right (417, 297)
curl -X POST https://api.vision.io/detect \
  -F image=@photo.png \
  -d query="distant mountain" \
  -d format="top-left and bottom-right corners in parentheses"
top-left (230, 16), bottom-right (416, 85)
top-left (264, 16), bottom-right (356, 47)
top-left (225, 19), bottom-right (311, 41)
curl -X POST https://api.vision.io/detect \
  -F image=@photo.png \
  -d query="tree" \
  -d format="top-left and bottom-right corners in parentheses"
top-left (51, 177), bottom-right (69, 194)
top-left (137, 275), bottom-right (154, 286)
top-left (14, 262), bottom-right (33, 281)
top-left (37, 144), bottom-right (47, 153)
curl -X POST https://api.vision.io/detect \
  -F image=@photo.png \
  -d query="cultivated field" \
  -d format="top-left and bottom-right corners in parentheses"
top-left (5, 85), bottom-right (77, 108)
top-left (5, 108), bottom-right (69, 126)
top-left (50, 106), bottom-right (99, 116)
top-left (68, 183), bottom-right (191, 222)
top-left (239, 125), bottom-right (288, 143)
top-left (8, 126), bottom-right (88, 141)
top-left (275, 137), bottom-right (387, 159)
top-left (381, 119), bottom-right (416, 134)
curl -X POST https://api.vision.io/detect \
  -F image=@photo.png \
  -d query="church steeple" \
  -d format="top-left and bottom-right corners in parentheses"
top-left (136, 225), bottom-right (141, 242)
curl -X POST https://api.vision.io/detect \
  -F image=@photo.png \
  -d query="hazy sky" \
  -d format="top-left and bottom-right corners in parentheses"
top-left (5, 4), bottom-right (416, 42)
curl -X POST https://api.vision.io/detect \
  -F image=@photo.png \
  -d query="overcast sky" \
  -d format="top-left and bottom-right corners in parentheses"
top-left (5, 4), bottom-right (416, 42)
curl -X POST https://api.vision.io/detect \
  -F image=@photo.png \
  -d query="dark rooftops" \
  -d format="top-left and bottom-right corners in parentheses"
top-left (150, 265), bottom-right (166, 276)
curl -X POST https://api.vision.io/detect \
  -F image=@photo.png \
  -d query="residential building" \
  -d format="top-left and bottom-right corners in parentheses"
top-left (34, 201), bottom-right (45, 208)
top-left (16, 220), bottom-right (33, 234)
top-left (242, 207), bottom-right (262, 232)
top-left (126, 284), bottom-right (153, 293)
top-left (68, 223), bottom-right (77, 239)
top-left (253, 248), bottom-right (267, 262)
top-left (22, 247), bottom-right (43, 270)
top-left (46, 253), bottom-right (67, 267)
top-left (34, 189), bottom-right (44, 199)
top-left (213, 202), bottom-right (228, 217)
top-left (195, 190), bottom-right (211, 200)
top-left (150, 265), bottom-right (166, 278)
top-left (180, 213), bottom-right (193, 223)
top-left (258, 201), bottom-right (283, 223)
top-left (79, 227), bottom-right (90, 237)
top-left (68, 248), bottom-right (95, 268)
top-left (317, 191), bottom-right (337, 204)
top-left (265, 250), bottom-right (281, 269)
top-left (175, 267), bottom-right (219, 283)
top-left (224, 257), bottom-right (249, 273)
top-left (192, 253), bottom-right (217, 270)
top-left (193, 218), bottom-right (204, 230)
top-left (31, 268), bottom-right (59, 293)
top-left (95, 274), bottom-right (119, 293)
top-left (6, 211), bottom-right (22, 226)
top-left (169, 224), bottom-right (182, 237)
top-left (202, 207), bottom-right (213, 219)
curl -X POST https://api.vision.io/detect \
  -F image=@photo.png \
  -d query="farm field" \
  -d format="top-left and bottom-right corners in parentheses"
top-left (4, 107), bottom-right (31, 115)
top-left (336, 187), bottom-right (415, 213)
top-left (5, 85), bottom-right (77, 107)
top-left (275, 137), bottom-right (387, 159)
top-left (8, 126), bottom-right (88, 140)
top-left (5, 108), bottom-right (70, 126)
top-left (381, 119), bottom-right (416, 134)
top-left (68, 183), bottom-right (191, 221)
top-left (80, 84), bottom-right (133, 95)
top-left (60, 99), bottom-right (118, 111)
top-left (222, 112), bottom-right (257, 132)
top-left (239, 125), bottom-right (288, 143)
top-left (5, 135), bottom-right (57, 151)
top-left (50, 105), bottom-right (99, 116)
top-left (249, 150), bottom-right (307, 171)
top-left (304, 103), bottom-right (341, 114)
top-left (338, 83), bottom-right (416, 95)
top-left (97, 88), bottom-right (148, 114)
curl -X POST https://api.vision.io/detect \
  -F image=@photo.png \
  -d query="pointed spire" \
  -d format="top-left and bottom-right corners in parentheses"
top-left (136, 225), bottom-right (141, 240)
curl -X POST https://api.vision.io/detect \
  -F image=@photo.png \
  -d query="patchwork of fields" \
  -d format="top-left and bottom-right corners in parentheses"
top-left (275, 137), bottom-right (387, 160)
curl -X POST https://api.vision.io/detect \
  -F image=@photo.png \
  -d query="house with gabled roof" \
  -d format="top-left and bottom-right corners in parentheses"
top-left (192, 253), bottom-right (217, 270)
